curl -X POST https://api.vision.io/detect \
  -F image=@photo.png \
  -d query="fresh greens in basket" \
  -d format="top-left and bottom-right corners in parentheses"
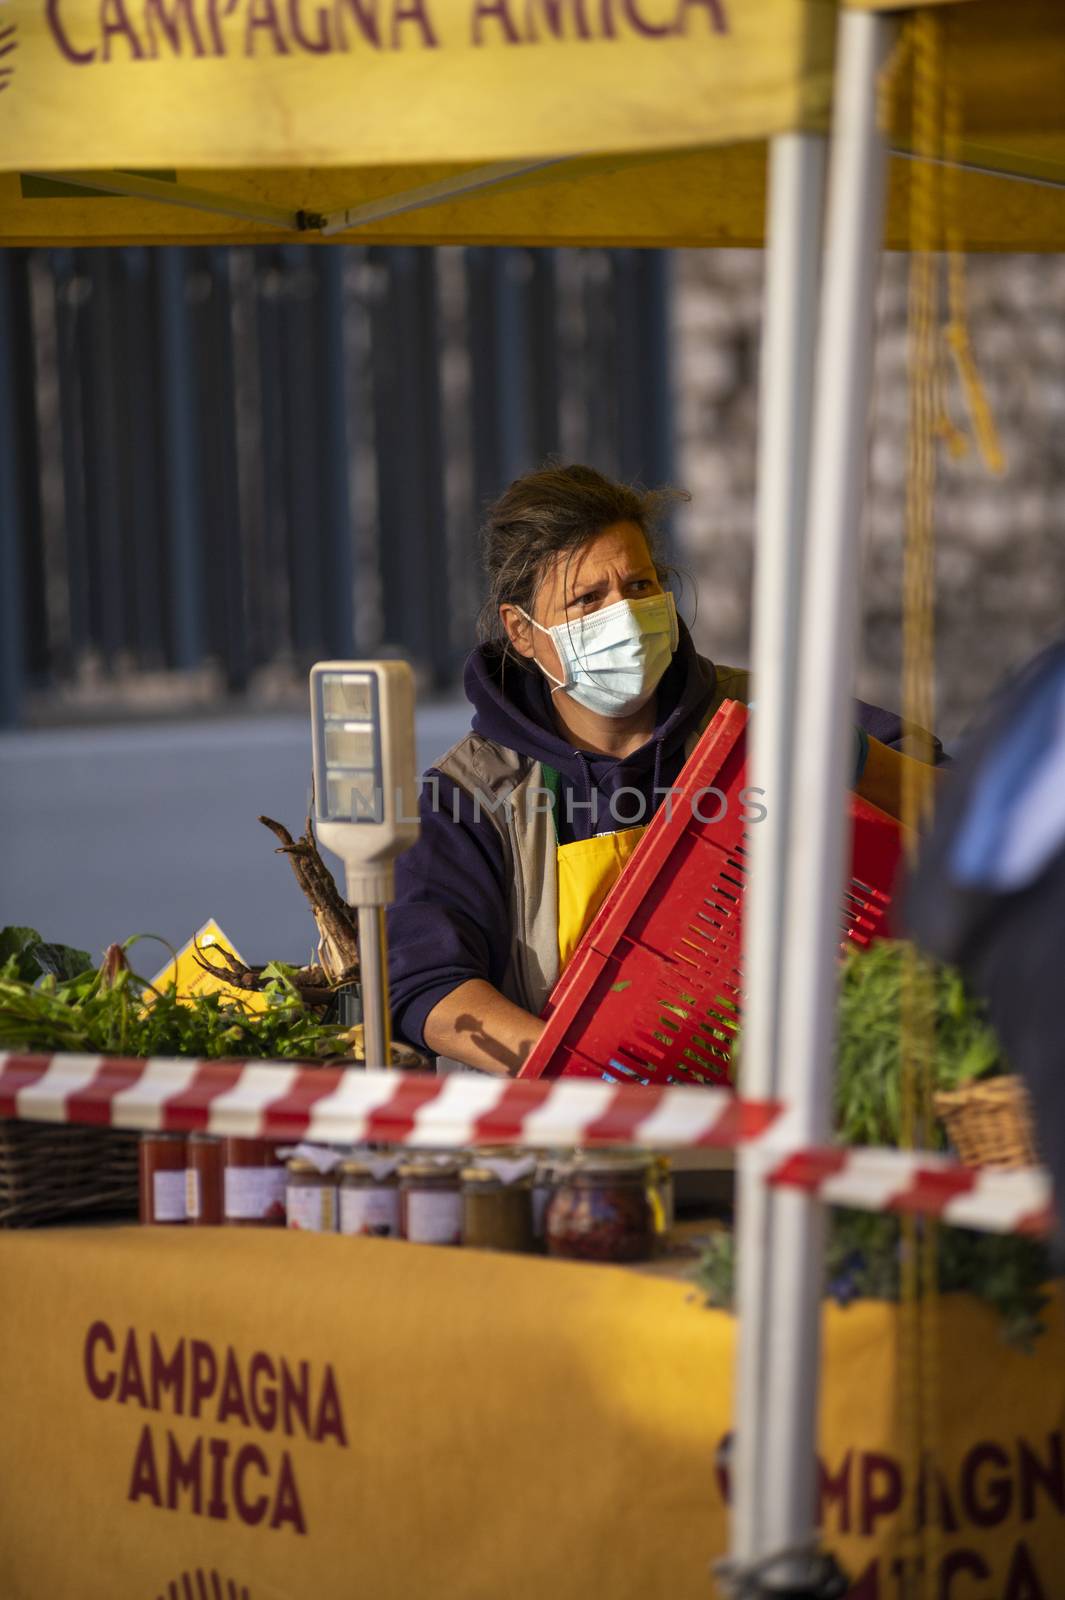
top-left (834, 939), bottom-right (1003, 1148)
top-left (698, 941), bottom-right (1052, 1348)
top-left (694, 1211), bottom-right (1052, 1352)
top-left (0, 928), bottom-right (353, 1062)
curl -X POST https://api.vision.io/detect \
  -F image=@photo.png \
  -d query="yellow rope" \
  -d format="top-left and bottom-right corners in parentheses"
top-left (886, 17), bottom-right (1004, 1591)
top-left (876, 25), bottom-right (913, 134)
top-left (900, 14), bottom-right (942, 1596)
top-left (941, 53), bottom-right (1007, 477)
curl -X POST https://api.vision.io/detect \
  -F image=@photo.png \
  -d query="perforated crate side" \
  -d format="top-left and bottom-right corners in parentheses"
top-left (520, 703), bottom-right (903, 1086)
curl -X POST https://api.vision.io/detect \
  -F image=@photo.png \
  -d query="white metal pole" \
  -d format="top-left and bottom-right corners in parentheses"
top-left (758, 8), bottom-right (897, 1580)
top-left (355, 902), bottom-right (393, 1069)
top-left (731, 129), bottom-right (827, 1566)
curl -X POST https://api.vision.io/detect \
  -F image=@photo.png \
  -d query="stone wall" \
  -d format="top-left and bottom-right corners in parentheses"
top-left (671, 251), bottom-right (1065, 744)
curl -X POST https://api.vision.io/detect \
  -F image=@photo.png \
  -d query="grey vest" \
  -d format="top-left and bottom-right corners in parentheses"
top-left (431, 664), bottom-right (750, 1070)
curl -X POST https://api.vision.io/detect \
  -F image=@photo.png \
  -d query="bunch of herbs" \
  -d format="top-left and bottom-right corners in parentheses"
top-left (693, 1209), bottom-right (1052, 1352)
top-left (0, 928), bottom-right (352, 1062)
top-left (699, 941), bottom-right (1052, 1347)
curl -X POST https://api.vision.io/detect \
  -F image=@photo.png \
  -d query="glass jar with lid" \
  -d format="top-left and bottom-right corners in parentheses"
top-left (461, 1164), bottom-right (534, 1253)
top-left (545, 1152), bottom-right (657, 1263)
top-left (398, 1157), bottom-right (463, 1246)
top-left (338, 1157), bottom-right (401, 1238)
top-left (285, 1158), bottom-right (338, 1232)
top-left (139, 1132), bottom-right (187, 1226)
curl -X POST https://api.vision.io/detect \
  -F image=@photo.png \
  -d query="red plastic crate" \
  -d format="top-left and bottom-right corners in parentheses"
top-left (518, 701), bottom-right (903, 1086)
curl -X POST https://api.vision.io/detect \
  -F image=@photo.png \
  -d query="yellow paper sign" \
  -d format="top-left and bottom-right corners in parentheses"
top-left (149, 918), bottom-right (269, 1013)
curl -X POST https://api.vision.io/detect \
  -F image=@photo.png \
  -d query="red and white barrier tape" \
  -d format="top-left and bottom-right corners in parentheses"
top-left (1, 1053), bottom-right (1053, 1235)
top-left (0, 1052), bottom-right (779, 1151)
top-left (765, 1145), bottom-right (1054, 1237)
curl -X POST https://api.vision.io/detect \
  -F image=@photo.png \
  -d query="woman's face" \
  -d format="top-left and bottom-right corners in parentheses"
top-left (502, 521), bottom-right (665, 685)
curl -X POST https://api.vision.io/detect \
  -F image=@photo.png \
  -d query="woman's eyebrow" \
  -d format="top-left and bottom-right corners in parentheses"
top-left (563, 562), bottom-right (656, 603)
top-left (564, 578), bottom-right (605, 603)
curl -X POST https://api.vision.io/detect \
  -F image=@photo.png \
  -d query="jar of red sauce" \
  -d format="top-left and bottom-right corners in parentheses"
top-left (139, 1133), bottom-right (187, 1226)
top-left (545, 1153), bottom-right (657, 1263)
top-left (186, 1132), bottom-right (223, 1226)
top-left (223, 1137), bottom-right (287, 1227)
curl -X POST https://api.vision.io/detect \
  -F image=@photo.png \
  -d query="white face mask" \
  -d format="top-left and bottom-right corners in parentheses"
top-left (518, 592), bottom-right (679, 718)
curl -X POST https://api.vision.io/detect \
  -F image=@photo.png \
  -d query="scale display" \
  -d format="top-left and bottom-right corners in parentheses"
top-left (313, 670), bottom-right (384, 825)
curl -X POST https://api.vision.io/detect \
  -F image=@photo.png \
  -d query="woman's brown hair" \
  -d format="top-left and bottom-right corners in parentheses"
top-left (477, 462), bottom-right (686, 662)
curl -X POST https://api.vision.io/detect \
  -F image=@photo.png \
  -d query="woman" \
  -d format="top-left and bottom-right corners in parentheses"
top-left (387, 464), bottom-right (937, 1076)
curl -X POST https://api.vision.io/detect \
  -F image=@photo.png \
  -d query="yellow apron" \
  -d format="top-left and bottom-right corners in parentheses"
top-left (542, 764), bottom-right (646, 971)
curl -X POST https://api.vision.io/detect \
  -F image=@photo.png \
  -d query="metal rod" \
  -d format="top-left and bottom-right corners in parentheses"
top-left (315, 249), bottom-right (355, 657)
top-left (22, 171), bottom-right (305, 230)
top-left (0, 254), bottom-right (25, 729)
top-left (356, 903), bottom-right (393, 1069)
top-left (888, 143), bottom-right (1065, 193)
top-left (760, 10), bottom-right (896, 1579)
top-left (730, 128), bottom-right (827, 1568)
top-left (318, 158), bottom-right (569, 236)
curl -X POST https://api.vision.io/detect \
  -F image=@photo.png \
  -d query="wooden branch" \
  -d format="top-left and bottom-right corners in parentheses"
top-left (189, 941), bottom-right (338, 1007)
top-left (259, 814), bottom-right (360, 984)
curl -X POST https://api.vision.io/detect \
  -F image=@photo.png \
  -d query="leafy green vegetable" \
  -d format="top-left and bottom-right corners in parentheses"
top-left (833, 941), bottom-right (1003, 1148)
top-left (31, 941), bottom-right (95, 983)
top-left (0, 927), bottom-right (94, 985)
top-left (0, 936), bottom-right (352, 1063)
top-left (709, 942), bottom-right (1048, 1346)
top-left (0, 928), bottom-right (43, 982)
top-left (693, 1210), bottom-right (1052, 1352)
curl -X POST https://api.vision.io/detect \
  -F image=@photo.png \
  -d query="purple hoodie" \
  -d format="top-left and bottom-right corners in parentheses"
top-left (386, 624), bottom-right (934, 1050)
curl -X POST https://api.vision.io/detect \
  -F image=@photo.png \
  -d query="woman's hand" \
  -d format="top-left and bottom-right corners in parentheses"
top-left (422, 979), bottom-right (546, 1077)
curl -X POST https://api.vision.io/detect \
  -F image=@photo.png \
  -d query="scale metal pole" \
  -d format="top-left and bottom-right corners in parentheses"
top-left (354, 898), bottom-right (393, 1069)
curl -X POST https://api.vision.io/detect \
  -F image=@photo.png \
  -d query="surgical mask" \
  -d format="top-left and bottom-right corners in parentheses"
top-left (518, 592), bottom-right (679, 717)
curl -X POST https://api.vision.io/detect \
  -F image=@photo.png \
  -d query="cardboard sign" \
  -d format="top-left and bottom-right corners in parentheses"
top-left (0, 1226), bottom-right (1062, 1599)
top-left (148, 919), bottom-right (268, 1014)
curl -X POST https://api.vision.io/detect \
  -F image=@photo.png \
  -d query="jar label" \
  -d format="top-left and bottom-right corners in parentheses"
top-left (224, 1165), bottom-right (286, 1222)
top-left (339, 1186), bottom-right (400, 1238)
top-left (185, 1168), bottom-right (201, 1220)
top-left (286, 1184), bottom-right (336, 1232)
top-left (405, 1189), bottom-right (461, 1246)
top-left (152, 1169), bottom-right (187, 1223)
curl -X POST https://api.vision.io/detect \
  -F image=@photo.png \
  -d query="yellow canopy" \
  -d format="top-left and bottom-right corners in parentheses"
top-left (0, 0), bottom-right (1062, 249)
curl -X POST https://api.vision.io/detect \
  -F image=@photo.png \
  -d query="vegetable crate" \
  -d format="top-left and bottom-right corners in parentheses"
top-left (519, 702), bottom-right (903, 1087)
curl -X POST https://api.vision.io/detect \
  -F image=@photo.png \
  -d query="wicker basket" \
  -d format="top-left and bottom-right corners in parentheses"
top-left (0, 1121), bottom-right (139, 1228)
top-left (933, 1076), bottom-right (1038, 1170)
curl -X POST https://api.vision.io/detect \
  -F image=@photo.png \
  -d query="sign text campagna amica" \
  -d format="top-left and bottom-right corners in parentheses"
top-left (84, 1320), bottom-right (348, 1535)
top-left (45, 0), bottom-right (728, 62)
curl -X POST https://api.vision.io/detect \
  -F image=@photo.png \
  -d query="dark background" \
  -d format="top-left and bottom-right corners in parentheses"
top-left (0, 245), bottom-right (674, 727)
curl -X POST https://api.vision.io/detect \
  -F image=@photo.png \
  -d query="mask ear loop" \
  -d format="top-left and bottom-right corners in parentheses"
top-left (515, 607), bottom-right (569, 694)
